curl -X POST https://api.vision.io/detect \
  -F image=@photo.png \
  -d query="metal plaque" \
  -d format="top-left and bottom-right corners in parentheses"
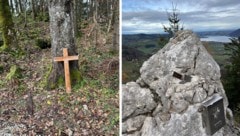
top-left (202, 94), bottom-right (226, 135)
top-left (173, 71), bottom-right (192, 84)
top-left (173, 71), bottom-right (183, 80)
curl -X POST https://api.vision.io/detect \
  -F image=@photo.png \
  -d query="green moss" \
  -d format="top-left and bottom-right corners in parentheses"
top-left (47, 75), bottom-right (65, 89)
top-left (57, 76), bottom-right (64, 87)
top-left (40, 65), bottom-right (82, 90)
top-left (0, 44), bottom-right (7, 51)
top-left (39, 63), bottom-right (52, 89)
top-left (6, 65), bottom-right (21, 80)
top-left (70, 69), bottom-right (82, 83)
top-left (0, 0), bottom-right (16, 50)
top-left (49, 75), bottom-right (65, 89)
top-left (71, 69), bottom-right (84, 91)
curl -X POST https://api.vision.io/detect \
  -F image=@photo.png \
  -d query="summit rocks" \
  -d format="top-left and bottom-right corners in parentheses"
top-left (122, 30), bottom-right (239, 136)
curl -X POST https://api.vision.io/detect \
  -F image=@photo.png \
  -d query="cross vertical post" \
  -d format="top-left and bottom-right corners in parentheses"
top-left (53, 48), bottom-right (79, 93)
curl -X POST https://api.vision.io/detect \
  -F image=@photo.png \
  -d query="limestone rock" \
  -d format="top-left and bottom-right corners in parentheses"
top-left (122, 115), bottom-right (146, 133)
top-left (122, 82), bottom-right (157, 120)
top-left (192, 87), bottom-right (207, 103)
top-left (171, 93), bottom-right (189, 113)
top-left (140, 31), bottom-right (220, 85)
top-left (122, 30), bottom-right (239, 136)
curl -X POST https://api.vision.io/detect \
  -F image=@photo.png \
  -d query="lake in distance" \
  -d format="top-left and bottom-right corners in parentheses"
top-left (200, 36), bottom-right (232, 43)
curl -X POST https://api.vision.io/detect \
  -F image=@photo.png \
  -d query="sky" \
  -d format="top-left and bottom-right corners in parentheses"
top-left (122, 0), bottom-right (240, 34)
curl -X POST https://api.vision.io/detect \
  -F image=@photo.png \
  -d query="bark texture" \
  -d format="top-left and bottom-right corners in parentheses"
top-left (48, 0), bottom-right (80, 89)
top-left (0, 0), bottom-right (17, 51)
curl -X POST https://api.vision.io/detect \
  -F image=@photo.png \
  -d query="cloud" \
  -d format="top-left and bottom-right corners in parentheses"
top-left (197, 0), bottom-right (240, 9)
top-left (122, 0), bottom-right (240, 33)
top-left (122, 20), bottom-right (163, 34)
top-left (123, 10), bottom-right (166, 23)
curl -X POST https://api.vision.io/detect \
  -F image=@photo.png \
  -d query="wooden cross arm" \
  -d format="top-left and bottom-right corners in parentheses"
top-left (54, 55), bottom-right (79, 62)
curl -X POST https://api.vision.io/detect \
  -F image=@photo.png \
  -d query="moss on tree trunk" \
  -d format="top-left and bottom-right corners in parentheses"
top-left (0, 0), bottom-right (17, 51)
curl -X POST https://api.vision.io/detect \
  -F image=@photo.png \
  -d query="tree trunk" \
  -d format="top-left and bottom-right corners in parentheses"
top-left (0, 0), bottom-right (17, 51)
top-left (31, 0), bottom-right (36, 19)
top-left (14, 0), bottom-right (19, 14)
top-left (48, 0), bottom-right (80, 90)
top-left (39, 0), bottom-right (44, 17)
top-left (111, 1), bottom-right (119, 52)
top-left (8, 0), bottom-right (14, 14)
top-left (18, 0), bottom-right (23, 13)
top-left (112, 19), bottom-right (119, 53)
top-left (24, 0), bottom-right (27, 27)
top-left (74, 0), bottom-right (82, 36)
top-left (39, 0), bottom-right (48, 14)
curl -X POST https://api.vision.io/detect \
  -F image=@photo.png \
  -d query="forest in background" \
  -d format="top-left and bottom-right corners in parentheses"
top-left (0, 0), bottom-right (119, 135)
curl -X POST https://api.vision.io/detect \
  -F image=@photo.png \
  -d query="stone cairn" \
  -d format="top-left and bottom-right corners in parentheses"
top-left (122, 30), bottom-right (239, 136)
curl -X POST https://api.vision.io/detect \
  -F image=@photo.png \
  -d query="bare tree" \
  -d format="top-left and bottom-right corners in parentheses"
top-left (112, 0), bottom-right (119, 52)
top-left (8, 0), bottom-right (14, 13)
top-left (31, 0), bottom-right (36, 19)
top-left (17, 0), bottom-right (23, 13)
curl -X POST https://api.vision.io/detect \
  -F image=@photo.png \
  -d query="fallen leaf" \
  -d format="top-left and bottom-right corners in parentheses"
top-left (47, 100), bottom-right (51, 105)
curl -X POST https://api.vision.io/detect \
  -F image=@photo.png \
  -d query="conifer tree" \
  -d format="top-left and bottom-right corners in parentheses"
top-left (163, 3), bottom-right (183, 37)
top-left (224, 37), bottom-right (240, 117)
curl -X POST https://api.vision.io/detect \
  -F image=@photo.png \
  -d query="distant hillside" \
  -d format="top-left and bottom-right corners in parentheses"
top-left (122, 34), bottom-right (168, 46)
top-left (229, 29), bottom-right (240, 37)
top-left (122, 34), bottom-right (169, 83)
top-left (122, 45), bottom-right (150, 61)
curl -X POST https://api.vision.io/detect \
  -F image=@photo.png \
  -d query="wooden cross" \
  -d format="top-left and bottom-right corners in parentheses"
top-left (54, 48), bottom-right (78, 93)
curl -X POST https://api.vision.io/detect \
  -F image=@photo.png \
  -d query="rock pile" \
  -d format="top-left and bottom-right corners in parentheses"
top-left (122, 30), bottom-right (239, 136)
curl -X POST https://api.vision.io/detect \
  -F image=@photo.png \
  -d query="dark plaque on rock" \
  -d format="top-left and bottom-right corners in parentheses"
top-left (173, 71), bottom-right (183, 80)
top-left (202, 94), bottom-right (226, 135)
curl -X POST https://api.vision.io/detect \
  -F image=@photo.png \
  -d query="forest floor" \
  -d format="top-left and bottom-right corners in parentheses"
top-left (0, 20), bottom-right (119, 135)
